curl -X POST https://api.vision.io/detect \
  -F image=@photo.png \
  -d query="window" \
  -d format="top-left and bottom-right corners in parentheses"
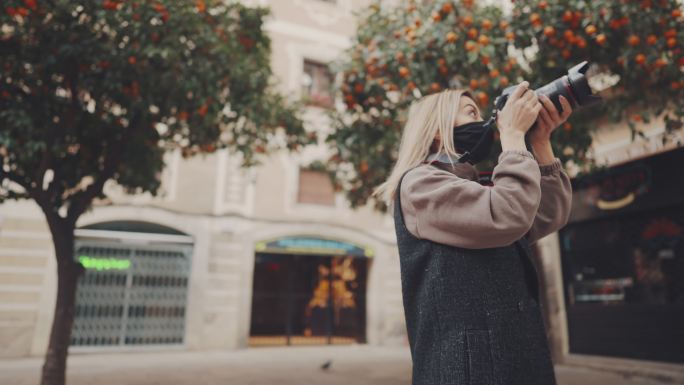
top-left (297, 168), bottom-right (335, 206)
top-left (301, 59), bottom-right (334, 108)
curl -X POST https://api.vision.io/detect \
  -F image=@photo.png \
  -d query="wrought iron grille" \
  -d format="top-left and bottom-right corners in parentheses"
top-left (71, 241), bottom-right (192, 347)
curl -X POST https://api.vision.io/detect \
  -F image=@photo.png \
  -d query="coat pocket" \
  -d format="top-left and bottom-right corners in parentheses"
top-left (465, 329), bottom-right (495, 385)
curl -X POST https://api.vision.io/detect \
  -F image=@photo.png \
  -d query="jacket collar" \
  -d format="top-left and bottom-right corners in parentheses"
top-left (424, 152), bottom-right (479, 182)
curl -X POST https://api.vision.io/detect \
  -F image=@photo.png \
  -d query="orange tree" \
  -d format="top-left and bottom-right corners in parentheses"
top-left (0, 1), bottom-right (312, 384)
top-left (324, 0), bottom-right (683, 211)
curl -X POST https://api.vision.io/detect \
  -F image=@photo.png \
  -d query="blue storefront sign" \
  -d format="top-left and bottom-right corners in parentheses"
top-left (255, 236), bottom-right (373, 258)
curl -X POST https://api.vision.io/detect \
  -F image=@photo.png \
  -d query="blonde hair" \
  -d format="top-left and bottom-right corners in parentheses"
top-left (372, 88), bottom-right (474, 211)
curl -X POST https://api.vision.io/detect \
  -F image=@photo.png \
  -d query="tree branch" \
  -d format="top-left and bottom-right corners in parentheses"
top-left (65, 111), bottom-right (140, 222)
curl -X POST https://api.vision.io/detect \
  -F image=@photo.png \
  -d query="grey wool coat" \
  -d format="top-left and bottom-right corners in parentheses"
top-left (393, 152), bottom-right (561, 385)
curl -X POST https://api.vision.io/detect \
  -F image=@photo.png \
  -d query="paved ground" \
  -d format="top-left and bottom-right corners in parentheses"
top-left (0, 345), bottom-right (676, 385)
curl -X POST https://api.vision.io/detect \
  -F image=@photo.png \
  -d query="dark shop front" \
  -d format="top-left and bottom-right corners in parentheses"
top-left (249, 236), bottom-right (372, 346)
top-left (559, 146), bottom-right (684, 364)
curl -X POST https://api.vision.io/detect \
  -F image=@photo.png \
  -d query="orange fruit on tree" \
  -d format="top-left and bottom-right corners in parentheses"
top-left (544, 26), bottom-right (556, 37)
top-left (478, 78), bottom-right (488, 87)
top-left (564, 30), bottom-right (574, 41)
top-left (482, 55), bottom-right (490, 65)
top-left (468, 28), bottom-right (478, 39)
top-left (654, 58), bottom-right (667, 68)
top-left (500, 76), bottom-right (509, 87)
top-left (478, 35), bottom-right (490, 45)
top-left (628, 35), bottom-right (640, 46)
top-left (673, 9), bottom-right (682, 18)
top-left (585, 25), bottom-right (597, 35)
top-left (576, 38), bottom-right (587, 48)
top-left (665, 29), bottom-right (676, 38)
top-left (438, 58), bottom-right (446, 67)
top-left (477, 91), bottom-right (489, 106)
top-left (647, 35), bottom-right (658, 45)
top-left (432, 11), bottom-right (441, 22)
top-left (489, 69), bottom-right (500, 78)
top-left (465, 41), bottom-right (477, 51)
top-left (463, 15), bottom-right (473, 26)
top-left (562, 10), bottom-right (573, 23)
top-left (354, 83), bottom-right (364, 93)
top-left (399, 66), bottom-right (410, 78)
top-left (431, 83), bottom-right (441, 92)
top-left (198, 104), bottom-right (208, 117)
top-left (407, 81), bottom-right (416, 90)
top-left (482, 19), bottom-right (492, 30)
top-left (562, 49), bottom-right (571, 59)
top-left (442, 2), bottom-right (453, 14)
top-left (635, 54), bottom-right (646, 65)
top-left (667, 38), bottom-right (677, 48)
top-left (500, 20), bottom-right (509, 29)
top-left (506, 31), bottom-right (515, 41)
top-left (596, 33), bottom-right (607, 45)
top-left (539, 1), bottom-right (548, 9)
top-left (530, 13), bottom-right (542, 27)
top-left (446, 31), bottom-right (459, 43)
top-left (470, 79), bottom-right (479, 89)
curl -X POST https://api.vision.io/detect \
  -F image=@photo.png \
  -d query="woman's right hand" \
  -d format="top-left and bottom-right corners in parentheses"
top-left (496, 81), bottom-right (541, 138)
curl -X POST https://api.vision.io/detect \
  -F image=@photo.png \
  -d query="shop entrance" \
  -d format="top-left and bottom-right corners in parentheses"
top-left (249, 236), bottom-right (372, 346)
top-left (69, 222), bottom-right (193, 349)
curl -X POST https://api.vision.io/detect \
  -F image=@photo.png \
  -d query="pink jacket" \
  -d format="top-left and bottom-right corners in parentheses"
top-left (399, 149), bottom-right (573, 249)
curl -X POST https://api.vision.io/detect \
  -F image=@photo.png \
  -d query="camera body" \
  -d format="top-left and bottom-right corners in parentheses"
top-left (494, 61), bottom-right (603, 115)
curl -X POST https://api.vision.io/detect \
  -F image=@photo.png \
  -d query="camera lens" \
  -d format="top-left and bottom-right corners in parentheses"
top-left (494, 61), bottom-right (603, 114)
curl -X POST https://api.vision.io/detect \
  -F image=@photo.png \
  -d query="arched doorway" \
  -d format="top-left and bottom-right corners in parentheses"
top-left (249, 235), bottom-right (373, 346)
top-left (70, 221), bottom-right (194, 348)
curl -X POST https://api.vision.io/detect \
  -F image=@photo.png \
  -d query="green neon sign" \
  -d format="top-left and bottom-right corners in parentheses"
top-left (78, 256), bottom-right (131, 271)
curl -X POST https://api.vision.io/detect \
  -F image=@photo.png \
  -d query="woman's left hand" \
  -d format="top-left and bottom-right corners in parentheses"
top-left (529, 94), bottom-right (572, 144)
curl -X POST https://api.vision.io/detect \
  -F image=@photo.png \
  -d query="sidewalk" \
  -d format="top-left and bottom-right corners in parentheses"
top-left (0, 345), bottom-right (675, 385)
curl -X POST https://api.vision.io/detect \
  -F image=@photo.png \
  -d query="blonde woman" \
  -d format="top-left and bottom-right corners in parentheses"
top-left (373, 82), bottom-right (573, 385)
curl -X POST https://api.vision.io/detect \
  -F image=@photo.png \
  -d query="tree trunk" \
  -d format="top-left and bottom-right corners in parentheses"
top-left (40, 218), bottom-right (83, 385)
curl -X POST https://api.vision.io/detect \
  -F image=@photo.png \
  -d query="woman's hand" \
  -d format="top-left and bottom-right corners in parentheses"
top-left (528, 94), bottom-right (572, 145)
top-left (496, 81), bottom-right (542, 138)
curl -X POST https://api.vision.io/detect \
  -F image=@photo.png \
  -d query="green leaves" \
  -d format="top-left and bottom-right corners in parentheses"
top-left (0, 0), bottom-right (312, 218)
top-left (326, 0), bottom-right (684, 212)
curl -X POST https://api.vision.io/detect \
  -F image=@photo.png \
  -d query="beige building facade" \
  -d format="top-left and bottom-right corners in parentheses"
top-left (0, 0), bottom-right (408, 358)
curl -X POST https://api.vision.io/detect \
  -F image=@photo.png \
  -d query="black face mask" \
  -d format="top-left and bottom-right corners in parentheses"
top-left (452, 117), bottom-right (496, 164)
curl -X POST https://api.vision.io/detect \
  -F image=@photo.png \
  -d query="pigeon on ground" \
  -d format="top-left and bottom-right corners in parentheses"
top-left (320, 359), bottom-right (332, 371)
